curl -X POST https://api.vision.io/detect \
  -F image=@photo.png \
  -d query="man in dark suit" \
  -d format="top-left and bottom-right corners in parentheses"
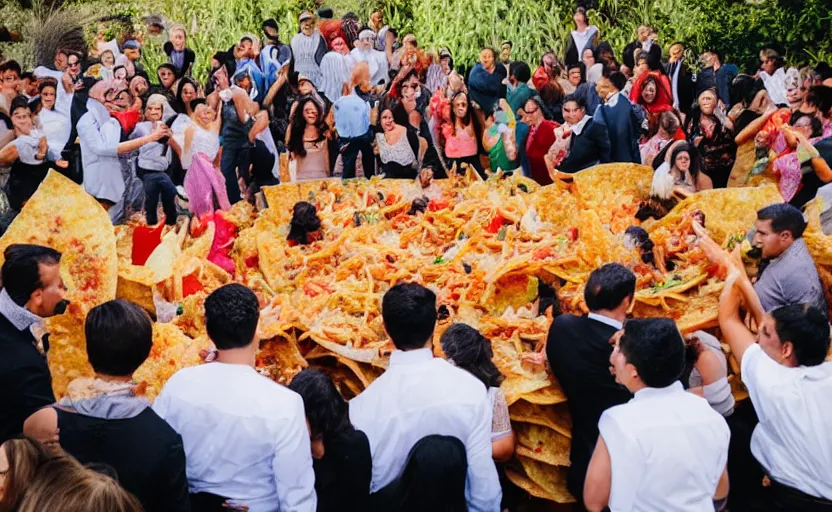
top-left (545, 263), bottom-right (634, 504)
top-left (622, 25), bottom-right (661, 74)
top-left (558, 94), bottom-right (611, 174)
top-left (593, 71), bottom-right (642, 164)
top-left (0, 244), bottom-right (67, 444)
top-left (666, 42), bottom-right (695, 117)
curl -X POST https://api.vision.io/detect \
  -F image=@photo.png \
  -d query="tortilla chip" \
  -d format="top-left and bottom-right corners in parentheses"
top-left (116, 265), bottom-right (158, 314)
top-left (573, 163), bottom-right (654, 207)
top-left (505, 468), bottom-right (561, 502)
top-left (515, 423), bottom-right (571, 466)
top-left (134, 324), bottom-right (212, 401)
top-left (0, 171), bottom-right (117, 308)
top-left (518, 383), bottom-right (567, 406)
top-left (632, 289), bottom-right (721, 333)
top-left (515, 456), bottom-right (575, 503)
top-left (45, 304), bottom-right (93, 398)
top-left (650, 185), bottom-right (782, 245)
top-left (262, 183), bottom-right (301, 224)
top-left (256, 334), bottom-right (308, 385)
top-left (510, 401), bottom-right (572, 438)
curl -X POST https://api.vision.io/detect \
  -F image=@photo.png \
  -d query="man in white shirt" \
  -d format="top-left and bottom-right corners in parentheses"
top-left (719, 267), bottom-right (832, 509)
top-left (584, 318), bottom-right (730, 512)
top-left (349, 283), bottom-right (501, 511)
top-left (153, 284), bottom-right (316, 512)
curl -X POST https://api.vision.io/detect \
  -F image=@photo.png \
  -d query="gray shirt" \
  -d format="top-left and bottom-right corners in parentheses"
top-left (754, 238), bottom-right (828, 315)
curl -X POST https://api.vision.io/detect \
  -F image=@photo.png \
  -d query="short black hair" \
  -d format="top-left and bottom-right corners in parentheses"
top-left (562, 93), bottom-right (585, 111)
top-left (396, 435), bottom-right (468, 511)
top-left (757, 203), bottom-right (806, 238)
top-left (240, 36), bottom-right (253, 44)
top-left (38, 78), bottom-right (58, 93)
top-left (85, 300), bottom-right (152, 376)
top-left (619, 318), bottom-right (685, 387)
top-left (608, 71), bottom-right (627, 92)
top-left (440, 323), bottom-right (503, 388)
top-left (789, 111), bottom-right (824, 138)
top-left (730, 74), bottom-right (764, 108)
top-left (9, 95), bottom-right (30, 116)
top-left (2, 60), bottom-right (21, 77)
top-left (20, 72), bottom-right (34, 82)
top-left (771, 304), bottom-right (831, 367)
top-left (584, 263), bottom-right (636, 312)
top-left (204, 283), bottom-right (260, 349)
top-left (190, 98), bottom-right (207, 111)
top-left (509, 61), bottom-right (531, 84)
top-left (288, 369), bottom-right (352, 442)
top-left (382, 283), bottom-right (437, 350)
top-left (806, 85), bottom-right (832, 117)
top-left (287, 201), bottom-right (321, 245)
top-left (2, 244), bottom-right (62, 306)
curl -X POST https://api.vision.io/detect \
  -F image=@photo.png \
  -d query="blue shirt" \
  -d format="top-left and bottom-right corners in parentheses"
top-left (333, 93), bottom-right (370, 138)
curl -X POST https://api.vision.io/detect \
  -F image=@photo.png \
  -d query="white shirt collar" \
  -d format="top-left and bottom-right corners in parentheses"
top-left (569, 115), bottom-right (592, 136)
top-left (587, 312), bottom-right (623, 330)
top-left (0, 288), bottom-right (43, 333)
top-left (389, 347), bottom-right (434, 367)
top-left (633, 381), bottom-right (685, 401)
top-left (606, 91), bottom-right (622, 107)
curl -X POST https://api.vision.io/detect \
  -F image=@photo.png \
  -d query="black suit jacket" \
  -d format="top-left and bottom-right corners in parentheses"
top-left (545, 314), bottom-right (632, 499)
top-left (0, 313), bottom-right (55, 444)
top-left (623, 40), bottom-right (662, 71)
top-left (559, 119), bottom-right (611, 174)
top-left (666, 60), bottom-right (695, 115)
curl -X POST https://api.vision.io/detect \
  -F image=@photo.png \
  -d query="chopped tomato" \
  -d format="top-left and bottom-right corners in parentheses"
top-left (486, 214), bottom-right (506, 234)
top-left (385, 193), bottom-right (399, 206)
top-left (182, 275), bottom-right (204, 297)
top-left (190, 217), bottom-right (208, 237)
top-left (245, 254), bottom-right (259, 268)
top-left (427, 198), bottom-right (450, 212)
top-left (532, 247), bottom-right (554, 261)
top-left (567, 227), bottom-right (579, 241)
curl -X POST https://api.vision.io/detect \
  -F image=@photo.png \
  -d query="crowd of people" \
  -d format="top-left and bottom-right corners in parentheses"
top-left (0, 5), bottom-right (832, 512)
top-left (0, 8), bottom-right (831, 227)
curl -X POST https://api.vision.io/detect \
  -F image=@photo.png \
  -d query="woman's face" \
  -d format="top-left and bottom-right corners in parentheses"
top-left (562, 100), bottom-right (584, 125)
top-left (480, 49), bottom-right (494, 70)
top-left (453, 94), bottom-right (468, 119)
top-left (181, 83), bottom-right (197, 106)
top-left (101, 51), bottom-right (115, 68)
top-left (145, 103), bottom-right (163, 122)
top-left (634, 59), bottom-right (648, 79)
top-left (381, 109), bottom-right (395, 132)
top-left (194, 103), bottom-right (215, 125)
top-left (213, 67), bottom-right (229, 90)
top-left (792, 116), bottom-right (814, 139)
top-left (582, 49), bottom-right (595, 67)
top-left (331, 37), bottom-right (348, 55)
top-left (370, 11), bottom-right (383, 26)
top-left (641, 81), bottom-right (657, 104)
top-left (568, 67), bottom-right (582, 86)
top-left (674, 151), bottom-right (691, 172)
top-left (524, 100), bottom-right (542, 124)
top-left (298, 79), bottom-right (314, 96)
top-left (41, 86), bottom-right (57, 110)
top-left (130, 77), bottom-right (149, 97)
top-left (158, 68), bottom-right (176, 89)
top-left (300, 19), bottom-right (315, 36)
top-left (303, 101), bottom-right (319, 124)
top-left (114, 67), bottom-right (128, 81)
top-left (573, 11), bottom-right (588, 27)
top-left (400, 77), bottom-right (419, 101)
top-left (171, 29), bottom-right (187, 52)
top-left (440, 57), bottom-right (451, 74)
top-left (11, 106), bottom-right (33, 135)
top-left (699, 91), bottom-right (716, 115)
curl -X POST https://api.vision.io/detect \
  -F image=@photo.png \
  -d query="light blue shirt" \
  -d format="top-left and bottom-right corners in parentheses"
top-left (333, 93), bottom-right (370, 138)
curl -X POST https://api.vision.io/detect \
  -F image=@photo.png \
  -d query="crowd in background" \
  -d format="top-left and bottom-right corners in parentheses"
top-left (0, 6), bottom-right (831, 512)
top-left (0, 7), bottom-right (831, 228)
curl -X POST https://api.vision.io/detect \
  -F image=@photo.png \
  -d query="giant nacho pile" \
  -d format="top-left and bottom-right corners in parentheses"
top-left (7, 167), bottom-right (827, 503)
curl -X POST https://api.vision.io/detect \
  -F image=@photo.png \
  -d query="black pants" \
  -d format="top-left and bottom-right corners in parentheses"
top-left (142, 172), bottom-right (177, 226)
top-left (220, 145), bottom-right (251, 204)
top-left (339, 130), bottom-right (375, 179)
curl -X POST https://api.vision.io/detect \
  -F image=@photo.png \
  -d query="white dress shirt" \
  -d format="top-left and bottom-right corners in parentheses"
top-left (349, 348), bottom-right (501, 511)
top-left (598, 381), bottom-right (730, 511)
top-left (742, 343), bottom-right (832, 499)
top-left (33, 67), bottom-right (74, 119)
top-left (350, 48), bottom-right (389, 86)
top-left (587, 312), bottom-right (622, 330)
top-left (153, 363), bottom-right (316, 512)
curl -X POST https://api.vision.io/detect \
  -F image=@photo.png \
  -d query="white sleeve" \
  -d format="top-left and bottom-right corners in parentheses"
top-left (465, 392), bottom-right (502, 512)
top-left (741, 343), bottom-right (782, 423)
top-left (272, 395), bottom-right (317, 511)
top-left (598, 409), bottom-right (643, 511)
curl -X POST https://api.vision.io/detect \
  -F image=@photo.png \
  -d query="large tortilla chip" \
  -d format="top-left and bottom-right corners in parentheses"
top-left (134, 324), bottom-right (212, 401)
top-left (518, 383), bottom-right (567, 406)
top-left (573, 163), bottom-right (654, 207)
top-left (509, 401), bottom-right (572, 438)
top-left (0, 171), bottom-right (117, 308)
top-left (256, 334), bottom-right (308, 385)
top-left (263, 183), bottom-right (301, 224)
top-left (515, 423), bottom-right (571, 466)
top-left (632, 288), bottom-right (722, 333)
top-left (116, 265), bottom-right (158, 314)
top-left (505, 468), bottom-right (561, 502)
top-left (45, 305), bottom-right (93, 398)
top-left (650, 185), bottom-right (782, 245)
top-left (512, 456), bottom-right (575, 503)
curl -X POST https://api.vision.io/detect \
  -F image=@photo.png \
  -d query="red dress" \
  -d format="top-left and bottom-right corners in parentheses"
top-left (526, 120), bottom-right (560, 185)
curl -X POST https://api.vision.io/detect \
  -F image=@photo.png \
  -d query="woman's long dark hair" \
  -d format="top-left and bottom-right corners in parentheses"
top-left (287, 96), bottom-right (325, 157)
top-left (172, 76), bottom-right (199, 114)
top-left (729, 74), bottom-right (764, 109)
top-left (440, 323), bottom-right (504, 388)
top-left (670, 142), bottom-right (700, 182)
top-left (396, 435), bottom-right (468, 512)
top-left (288, 369), bottom-right (353, 444)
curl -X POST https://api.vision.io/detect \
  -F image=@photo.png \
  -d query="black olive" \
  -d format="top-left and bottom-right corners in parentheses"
top-left (518, 184), bottom-right (529, 193)
top-left (378, 192), bottom-right (385, 201)
top-left (353, 211), bottom-right (362, 227)
top-left (437, 305), bottom-right (451, 320)
top-left (463, 263), bottom-right (472, 274)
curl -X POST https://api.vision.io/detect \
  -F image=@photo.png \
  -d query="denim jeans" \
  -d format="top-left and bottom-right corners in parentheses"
top-left (220, 145), bottom-right (252, 204)
top-left (338, 130), bottom-right (375, 179)
top-left (142, 172), bottom-right (177, 225)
